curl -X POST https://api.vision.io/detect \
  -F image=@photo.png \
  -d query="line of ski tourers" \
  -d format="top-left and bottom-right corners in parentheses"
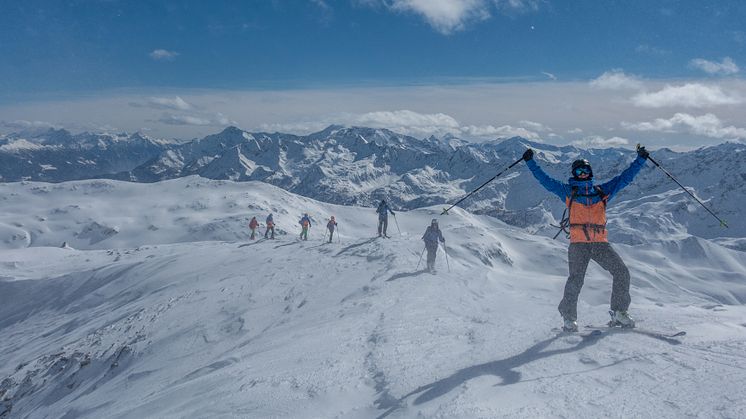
top-left (245, 199), bottom-right (447, 272)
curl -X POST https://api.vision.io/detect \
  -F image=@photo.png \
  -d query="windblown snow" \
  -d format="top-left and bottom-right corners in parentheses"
top-left (1, 178), bottom-right (745, 418)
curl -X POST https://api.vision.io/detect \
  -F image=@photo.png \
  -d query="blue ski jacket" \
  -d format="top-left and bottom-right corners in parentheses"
top-left (525, 155), bottom-right (646, 206)
top-left (422, 226), bottom-right (445, 247)
top-left (376, 202), bottom-right (395, 220)
top-left (299, 215), bottom-right (312, 227)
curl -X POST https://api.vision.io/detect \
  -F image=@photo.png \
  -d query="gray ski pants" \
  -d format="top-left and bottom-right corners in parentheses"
top-left (425, 243), bottom-right (438, 270)
top-left (559, 242), bottom-right (631, 321)
top-left (378, 218), bottom-right (388, 236)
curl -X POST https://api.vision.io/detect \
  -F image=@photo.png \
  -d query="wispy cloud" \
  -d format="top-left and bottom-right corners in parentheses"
top-left (1, 119), bottom-right (58, 131)
top-left (158, 115), bottom-right (211, 126)
top-left (130, 96), bottom-right (194, 111)
top-left (688, 57), bottom-right (739, 76)
top-left (622, 113), bottom-right (746, 139)
top-left (541, 71), bottom-right (557, 80)
top-left (734, 31), bottom-right (746, 45)
top-left (158, 112), bottom-right (235, 126)
top-left (571, 135), bottom-right (629, 148)
top-left (149, 49), bottom-right (180, 61)
top-left (311, 0), bottom-right (330, 9)
top-left (366, 0), bottom-right (541, 35)
top-left (519, 119), bottom-right (550, 131)
top-left (635, 44), bottom-right (670, 57)
top-left (631, 83), bottom-right (743, 108)
top-left (310, 0), bottom-right (333, 24)
top-left (590, 70), bottom-right (644, 90)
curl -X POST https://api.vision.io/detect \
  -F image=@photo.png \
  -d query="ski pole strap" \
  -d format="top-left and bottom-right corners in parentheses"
top-left (647, 156), bottom-right (728, 228)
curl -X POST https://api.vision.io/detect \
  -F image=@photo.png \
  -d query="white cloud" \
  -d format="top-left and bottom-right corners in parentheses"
top-left (567, 128), bottom-right (583, 134)
top-left (367, 0), bottom-right (539, 35)
top-left (4, 80), bottom-right (745, 147)
top-left (388, 0), bottom-right (488, 34)
top-left (311, 0), bottom-right (330, 9)
top-left (688, 57), bottom-right (739, 76)
top-left (158, 115), bottom-right (211, 126)
top-left (146, 96), bottom-right (194, 111)
top-left (351, 109), bottom-right (459, 132)
top-left (149, 49), bottom-right (180, 61)
top-left (631, 83), bottom-right (743, 108)
top-left (157, 113), bottom-right (236, 127)
top-left (590, 70), bottom-right (644, 90)
top-left (461, 124), bottom-right (539, 140)
top-left (518, 119), bottom-right (550, 131)
top-left (1, 119), bottom-right (58, 131)
top-left (346, 109), bottom-right (541, 139)
top-left (541, 71), bottom-right (557, 80)
top-left (571, 135), bottom-right (629, 148)
top-left (622, 113), bottom-right (746, 139)
top-left (635, 44), bottom-right (670, 56)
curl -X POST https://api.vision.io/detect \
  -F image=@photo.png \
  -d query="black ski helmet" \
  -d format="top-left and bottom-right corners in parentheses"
top-left (571, 159), bottom-right (593, 179)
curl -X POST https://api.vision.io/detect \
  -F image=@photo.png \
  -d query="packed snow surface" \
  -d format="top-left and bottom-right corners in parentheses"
top-left (1, 178), bottom-right (745, 418)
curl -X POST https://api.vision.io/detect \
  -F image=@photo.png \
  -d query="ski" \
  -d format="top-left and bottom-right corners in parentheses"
top-left (584, 325), bottom-right (686, 341)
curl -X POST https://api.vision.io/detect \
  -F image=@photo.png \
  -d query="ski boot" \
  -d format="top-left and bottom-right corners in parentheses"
top-left (562, 317), bottom-right (578, 332)
top-left (608, 310), bottom-right (635, 328)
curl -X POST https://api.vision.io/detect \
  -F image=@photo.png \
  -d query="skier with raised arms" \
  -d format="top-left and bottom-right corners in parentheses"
top-left (522, 146), bottom-right (649, 332)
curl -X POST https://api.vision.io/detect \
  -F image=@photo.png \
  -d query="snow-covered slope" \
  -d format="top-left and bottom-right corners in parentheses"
top-left (1, 179), bottom-right (745, 418)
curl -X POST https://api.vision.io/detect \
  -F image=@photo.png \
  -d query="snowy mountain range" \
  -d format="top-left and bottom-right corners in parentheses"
top-left (1, 178), bottom-right (745, 418)
top-left (1, 126), bottom-right (743, 245)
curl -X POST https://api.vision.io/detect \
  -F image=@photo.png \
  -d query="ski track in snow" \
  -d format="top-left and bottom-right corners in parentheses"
top-left (0, 178), bottom-right (745, 418)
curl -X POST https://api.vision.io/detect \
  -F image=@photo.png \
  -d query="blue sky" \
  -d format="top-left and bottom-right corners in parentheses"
top-left (1, 0), bottom-right (746, 148)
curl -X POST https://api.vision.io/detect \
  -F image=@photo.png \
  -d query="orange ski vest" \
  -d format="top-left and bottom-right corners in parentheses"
top-left (565, 186), bottom-right (608, 243)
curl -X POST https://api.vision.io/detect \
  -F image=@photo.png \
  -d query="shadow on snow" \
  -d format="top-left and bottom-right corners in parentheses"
top-left (376, 331), bottom-right (607, 418)
top-left (385, 270), bottom-right (429, 282)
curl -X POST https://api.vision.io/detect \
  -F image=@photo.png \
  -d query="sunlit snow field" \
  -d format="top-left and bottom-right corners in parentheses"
top-left (1, 178), bottom-right (745, 418)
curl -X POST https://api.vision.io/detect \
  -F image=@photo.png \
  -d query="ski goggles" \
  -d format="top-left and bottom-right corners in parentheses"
top-left (573, 166), bottom-right (592, 177)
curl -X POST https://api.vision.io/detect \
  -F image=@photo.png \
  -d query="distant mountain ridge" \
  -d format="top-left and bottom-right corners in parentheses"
top-left (1, 126), bottom-right (743, 242)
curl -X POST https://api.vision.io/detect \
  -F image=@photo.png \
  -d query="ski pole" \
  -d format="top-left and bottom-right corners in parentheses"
top-left (642, 145), bottom-right (728, 228)
top-left (441, 156), bottom-right (525, 215)
top-left (442, 243), bottom-right (450, 273)
top-left (416, 246), bottom-right (426, 270)
top-left (393, 214), bottom-right (402, 236)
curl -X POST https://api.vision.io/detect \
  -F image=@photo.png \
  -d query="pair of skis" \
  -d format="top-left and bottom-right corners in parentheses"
top-left (557, 324), bottom-right (686, 342)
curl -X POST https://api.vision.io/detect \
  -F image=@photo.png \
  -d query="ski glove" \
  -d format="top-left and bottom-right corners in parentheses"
top-left (636, 146), bottom-right (649, 160)
top-left (522, 149), bottom-right (534, 161)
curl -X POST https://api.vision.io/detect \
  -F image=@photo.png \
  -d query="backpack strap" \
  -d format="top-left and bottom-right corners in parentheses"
top-left (552, 187), bottom-right (578, 240)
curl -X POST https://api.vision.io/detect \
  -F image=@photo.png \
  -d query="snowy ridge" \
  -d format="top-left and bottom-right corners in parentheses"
top-left (1, 178), bottom-right (745, 418)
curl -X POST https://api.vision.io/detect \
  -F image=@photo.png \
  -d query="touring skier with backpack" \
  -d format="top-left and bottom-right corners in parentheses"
top-left (264, 214), bottom-right (275, 239)
top-left (376, 199), bottom-right (395, 237)
top-left (422, 219), bottom-right (446, 273)
top-left (522, 146), bottom-right (649, 332)
top-left (326, 216), bottom-right (338, 243)
top-left (299, 213), bottom-right (312, 241)
top-left (249, 216), bottom-right (259, 240)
